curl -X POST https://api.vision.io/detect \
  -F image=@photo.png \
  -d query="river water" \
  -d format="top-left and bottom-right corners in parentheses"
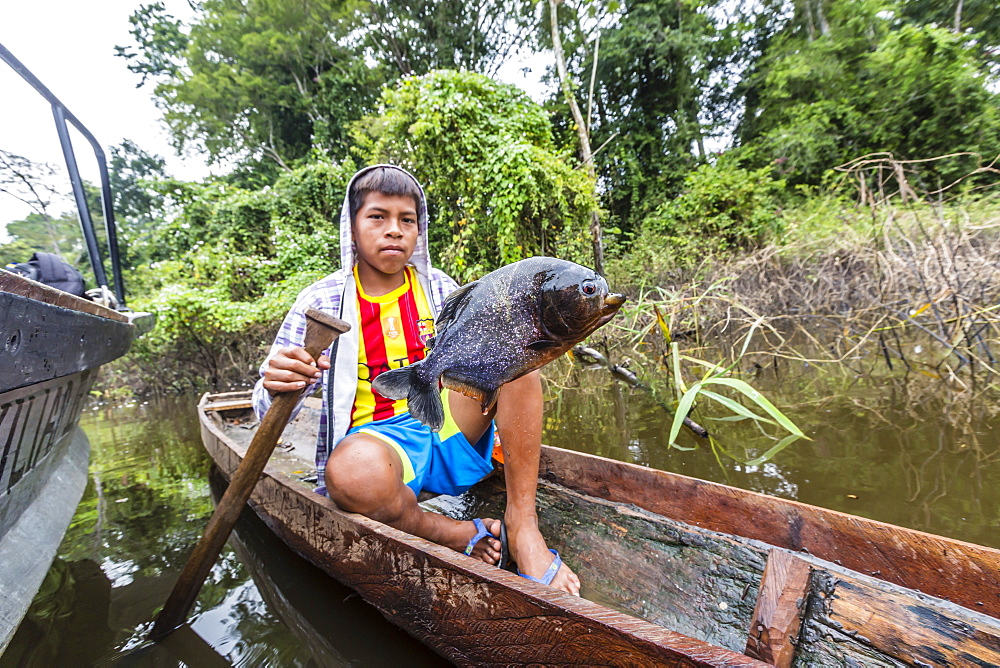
top-left (4, 358), bottom-right (998, 665)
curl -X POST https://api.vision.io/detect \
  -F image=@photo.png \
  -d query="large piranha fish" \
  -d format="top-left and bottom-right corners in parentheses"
top-left (373, 256), bottom-right (626, 431)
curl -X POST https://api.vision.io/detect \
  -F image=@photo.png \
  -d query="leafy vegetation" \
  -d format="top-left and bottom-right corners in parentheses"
top-left (1, 0), bottom-right (998, 411)
top-left (639, 160), bottom-right (786, 260)
top-left (114, 0), bottom-right (534, 166)
top-left (736, 13), bottom-right (1000, 187)
top-left (356, 70), bottom-right (596, 282)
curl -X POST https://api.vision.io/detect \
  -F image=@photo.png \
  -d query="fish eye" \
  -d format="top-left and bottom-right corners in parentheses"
top-left (581, 280), bottom-right (597, 295)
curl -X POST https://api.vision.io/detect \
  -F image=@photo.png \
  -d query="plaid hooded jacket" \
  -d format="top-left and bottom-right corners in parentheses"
top-left (251, 165), bottom-right (459, 477)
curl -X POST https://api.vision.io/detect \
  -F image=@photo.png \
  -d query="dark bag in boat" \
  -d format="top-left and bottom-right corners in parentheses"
top-left (5, 252), bottom-right (86, 297)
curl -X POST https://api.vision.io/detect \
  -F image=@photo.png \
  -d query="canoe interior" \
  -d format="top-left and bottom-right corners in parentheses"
top-left (203, 394), bottom-right (1000, 667)
top-left (430, 473), bottom-right (1000, 667)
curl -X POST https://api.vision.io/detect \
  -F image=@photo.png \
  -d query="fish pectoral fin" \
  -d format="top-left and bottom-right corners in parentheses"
top-left (441, 374), bottom-right (500, 414)
top-left (527, 339), bottom-right (560, 351)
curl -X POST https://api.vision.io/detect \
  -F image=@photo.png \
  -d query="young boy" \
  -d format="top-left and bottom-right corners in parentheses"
top-left (252, 164), bottom-right (580, 595)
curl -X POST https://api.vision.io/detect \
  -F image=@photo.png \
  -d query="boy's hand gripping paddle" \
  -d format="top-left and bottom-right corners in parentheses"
top-left (150, 308), bottom-right (350, 640)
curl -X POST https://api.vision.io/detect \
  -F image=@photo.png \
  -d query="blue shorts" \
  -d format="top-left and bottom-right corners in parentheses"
top-left (342, 391), bottom-right (496, 496)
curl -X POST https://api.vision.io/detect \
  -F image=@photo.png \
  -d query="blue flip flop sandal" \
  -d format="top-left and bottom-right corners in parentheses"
top-left (518, 549), bottom-right (562, 586)
top-left (463, 518), bottom-right (497, 556)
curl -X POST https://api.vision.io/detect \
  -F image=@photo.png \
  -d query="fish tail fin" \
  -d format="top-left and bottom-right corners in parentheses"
top-left (372, 362), bottom-right (445, 432)
top-left (406, 381), bottom-right (445, 433)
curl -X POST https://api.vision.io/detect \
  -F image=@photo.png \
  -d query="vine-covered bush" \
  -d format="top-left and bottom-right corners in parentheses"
top-left (642, 161), bottom-right (786, 258)
top-left (354, 70), bottom-right (597, 282)
top-left (110, 158), bottom-right (356, 394)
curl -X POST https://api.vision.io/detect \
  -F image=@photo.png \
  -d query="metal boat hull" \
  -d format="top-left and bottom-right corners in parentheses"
top-left (0, 274), bottom-right (148, 652)
top-left (0, 374), bottom-right (93, 648)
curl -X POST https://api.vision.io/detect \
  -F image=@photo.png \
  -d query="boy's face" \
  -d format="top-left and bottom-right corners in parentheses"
top-left (352, 191), bottom-right (419, 280)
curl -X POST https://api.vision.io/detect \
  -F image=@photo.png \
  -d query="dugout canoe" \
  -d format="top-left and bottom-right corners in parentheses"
top-left (213, 469), bottom-right (449, 666)
top-left (198, 391), bottom-right (1000, 666)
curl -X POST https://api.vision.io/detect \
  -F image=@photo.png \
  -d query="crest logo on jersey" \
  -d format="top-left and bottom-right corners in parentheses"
top-left (417, 318), bottom-right (435, 345)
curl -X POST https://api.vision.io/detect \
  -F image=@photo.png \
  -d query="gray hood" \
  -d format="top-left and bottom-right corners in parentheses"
top-left (338, 164), bottom-right (432, 282)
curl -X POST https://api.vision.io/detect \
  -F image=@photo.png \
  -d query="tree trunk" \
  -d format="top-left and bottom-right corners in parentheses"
top-left (802, 0), bottom-right (816, 41)
top-left (814, 0), bottom-right (831, 37)
top-left (549, 0), bottom-right (604, 275)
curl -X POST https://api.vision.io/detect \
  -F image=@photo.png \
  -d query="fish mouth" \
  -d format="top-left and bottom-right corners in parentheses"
top-left (580, 293), bottom-right (626, 335)
top-left (604, 293), bottom-right (626, 309)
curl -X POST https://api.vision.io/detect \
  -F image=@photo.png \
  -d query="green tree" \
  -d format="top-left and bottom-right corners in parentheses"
top-left (899, 0), bottom-right (1000, 67)
top-left (3, 212), bottom-right (85, 262)
top-left (109, 139), bottom-right (169, 270)
top-left (118, 0), bottom-right (386, 167)
top-left (736, 0), bottom-right (1000, 186)
top-left (1, 181), bottom-right (111, 287)
top-left (355, 70), bottom-right (598, 282)
top-left (538, 0), bottom-right (745, 239)
top-left (117, 0), bottom-right (535, 170)
top-left (114, 1), bottom-right (190, 85)
top-left (361, 0), bottom-right (533, 76)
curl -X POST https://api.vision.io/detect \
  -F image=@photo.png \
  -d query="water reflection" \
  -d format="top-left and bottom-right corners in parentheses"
top-left (4, 398), bottom-right (445, 667)
top-left (5, 360), bottom-right (999, 664)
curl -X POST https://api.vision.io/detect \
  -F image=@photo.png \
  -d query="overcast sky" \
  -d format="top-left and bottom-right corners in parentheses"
top-left (0, 0), bottom-right (212, 236)
top-left (0, 2), bottom-right (550, 242)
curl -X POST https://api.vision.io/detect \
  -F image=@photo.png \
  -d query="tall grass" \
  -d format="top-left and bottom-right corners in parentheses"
top-left (604, 157), bottom-right (1000, 391)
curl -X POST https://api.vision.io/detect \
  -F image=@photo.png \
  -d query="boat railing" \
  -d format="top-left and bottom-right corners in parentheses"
top-left (0, 42), bottom-right (127, 307)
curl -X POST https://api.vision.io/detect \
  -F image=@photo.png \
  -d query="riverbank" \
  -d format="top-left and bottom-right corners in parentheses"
top-left (93, 191), bottom-right (1000, 401)
top-left (602, 193), bottom-right (1000, 388)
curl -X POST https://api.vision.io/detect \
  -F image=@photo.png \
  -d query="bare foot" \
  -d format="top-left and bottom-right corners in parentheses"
top-left (506, 516), bottom-right (581, 595)
top-left (438, 517), bottom-right (501, 565)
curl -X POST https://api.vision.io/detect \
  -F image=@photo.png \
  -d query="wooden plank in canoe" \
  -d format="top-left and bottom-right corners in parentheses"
top-left (745, 550), bottom-right (812, 667)
top-left (798, 563), bottom-right (1000, 666)
top-left (202, 398), bottom-right (253, 412)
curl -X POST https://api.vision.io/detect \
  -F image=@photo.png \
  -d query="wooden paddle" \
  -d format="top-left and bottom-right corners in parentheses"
top-left (150, 307), bottom-right (350, 640)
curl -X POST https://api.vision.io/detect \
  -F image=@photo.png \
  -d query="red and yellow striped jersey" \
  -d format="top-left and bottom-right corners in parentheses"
top-left (351, 265), bottom-right (435, 427)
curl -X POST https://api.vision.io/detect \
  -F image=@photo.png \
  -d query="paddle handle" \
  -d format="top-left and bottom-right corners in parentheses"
top-left (150, 308), bottom-right (350, 640)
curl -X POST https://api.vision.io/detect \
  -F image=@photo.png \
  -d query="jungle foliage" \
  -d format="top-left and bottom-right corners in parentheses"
top-left (106, 0), bottom-right (1000, 240)
top-left (2, 0), bottom-right (999, 396)
top-left (355, 71), bottom-right (596, 282)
